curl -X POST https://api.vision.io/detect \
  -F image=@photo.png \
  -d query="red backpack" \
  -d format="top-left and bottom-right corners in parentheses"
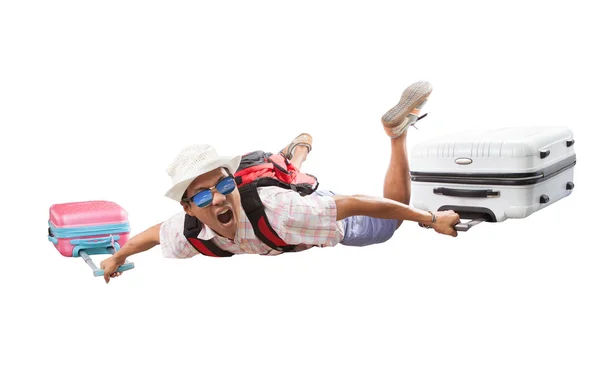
top-left (183, 150), bottom-right (319, 257)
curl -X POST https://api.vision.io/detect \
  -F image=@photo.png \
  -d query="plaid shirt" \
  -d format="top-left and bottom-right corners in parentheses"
top-left (159, 186), bottom-right (345, 258)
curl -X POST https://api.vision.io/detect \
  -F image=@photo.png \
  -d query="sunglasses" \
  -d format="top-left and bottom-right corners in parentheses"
top-left (182, 175), bottom-right (237, 208)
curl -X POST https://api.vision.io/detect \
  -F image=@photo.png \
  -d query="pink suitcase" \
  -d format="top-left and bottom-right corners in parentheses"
top-left (48, 200), bottom-right (135, 277)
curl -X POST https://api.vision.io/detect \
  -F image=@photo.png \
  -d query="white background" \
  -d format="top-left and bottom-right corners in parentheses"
top-left (1, 1), bottom-right (598, 382)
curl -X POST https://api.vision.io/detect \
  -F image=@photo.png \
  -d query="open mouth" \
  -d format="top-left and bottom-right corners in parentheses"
top-left (217, 208), bottom-right (234, 225)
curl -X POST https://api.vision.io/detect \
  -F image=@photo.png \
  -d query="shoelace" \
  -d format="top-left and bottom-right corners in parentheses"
top-left (411, 113), bottom-right (428, 130)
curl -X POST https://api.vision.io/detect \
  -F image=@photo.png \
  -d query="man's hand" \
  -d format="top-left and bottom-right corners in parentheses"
top-left (95, 222), bottom-right (161, 284)
top-left (100, 255), bottom-right (125, 284)
top-left (431, 210), bottom-right (461, 237)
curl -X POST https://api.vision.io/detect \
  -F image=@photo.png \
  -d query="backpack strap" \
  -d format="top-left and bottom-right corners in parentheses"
top-left (238, 179), bottom-right (298, 252)
top-left (183, 214), bottom-right (234, 257)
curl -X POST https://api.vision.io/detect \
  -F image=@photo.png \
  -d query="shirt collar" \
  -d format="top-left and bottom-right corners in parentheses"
top-left (196, 207), bottom-right (252, 242)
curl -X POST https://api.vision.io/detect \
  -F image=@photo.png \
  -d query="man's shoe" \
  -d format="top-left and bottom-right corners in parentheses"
top-left (279, 133), bottom-right (313, 160)
top-left (381, 81), bottom-right (433, 138)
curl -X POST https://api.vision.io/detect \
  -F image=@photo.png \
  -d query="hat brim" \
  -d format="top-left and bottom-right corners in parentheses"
top-left (164, 154), bottom-right (242, 201)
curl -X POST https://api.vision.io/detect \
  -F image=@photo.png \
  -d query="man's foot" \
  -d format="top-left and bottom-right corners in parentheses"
top-left (279, 133), bottom-right (313, 160)
top-left (381, 81), bottom-right (433, 138)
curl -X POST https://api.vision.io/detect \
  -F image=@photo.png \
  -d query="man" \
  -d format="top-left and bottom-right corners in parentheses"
top-left (100, 81), bottom-right (461, 283)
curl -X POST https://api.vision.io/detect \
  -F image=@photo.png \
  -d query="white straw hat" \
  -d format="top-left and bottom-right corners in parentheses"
top-left (164, 144), bottom-right (241, 201)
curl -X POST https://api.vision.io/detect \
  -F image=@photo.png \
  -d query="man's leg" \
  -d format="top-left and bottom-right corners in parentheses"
top-left (290, 146), bottom-right (309, 170)
top-left (381, 81), bottom-right (433, 228)
top-left (335, 81), bottom-right (433, 247)
top-left (384, 132), bottom-right (411, 206)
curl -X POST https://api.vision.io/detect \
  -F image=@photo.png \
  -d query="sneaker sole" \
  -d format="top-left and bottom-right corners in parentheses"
top-left (381, 81), bottom-right (433, 130)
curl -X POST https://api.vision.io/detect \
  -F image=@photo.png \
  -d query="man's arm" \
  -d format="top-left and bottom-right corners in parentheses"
top-left (332, 194), bottom-right (460, 236)
top-left (100, 223), bottom-right (161, 283)
top-left (113, 223), bottom-right (162, 262)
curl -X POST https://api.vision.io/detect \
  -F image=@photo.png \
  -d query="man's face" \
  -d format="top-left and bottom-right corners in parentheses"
top-left (182, 167), bottom-right (241, 240)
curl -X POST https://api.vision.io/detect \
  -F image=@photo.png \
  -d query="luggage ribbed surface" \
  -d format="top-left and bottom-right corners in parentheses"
top-left (49, 201), bottom-right (128, 227)
top-left (410, 126), bottom-right (575, 174)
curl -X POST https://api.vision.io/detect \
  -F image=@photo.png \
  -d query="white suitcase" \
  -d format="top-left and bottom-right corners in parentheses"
top-left (409, 126), bottom-right (576, 231)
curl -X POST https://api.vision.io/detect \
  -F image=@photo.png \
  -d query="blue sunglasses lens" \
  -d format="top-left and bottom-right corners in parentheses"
top-left (217, 177), bottom-right (236, 195)
top-left (191, 176), bottom-right (236, 208)
top-left (192, 190), bottom-right (213, 208)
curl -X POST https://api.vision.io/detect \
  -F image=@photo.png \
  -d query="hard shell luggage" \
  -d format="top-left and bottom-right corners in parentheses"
top-left (409, 126), bottom-right (576, 231)
top-left (48, 200), bottom-right (135, 276)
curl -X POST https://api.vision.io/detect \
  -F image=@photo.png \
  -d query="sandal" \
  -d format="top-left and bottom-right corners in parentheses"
top-left (279, 133), bottom-right (313, 160)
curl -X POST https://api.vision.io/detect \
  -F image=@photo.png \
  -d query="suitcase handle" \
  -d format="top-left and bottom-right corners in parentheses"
top-left (70, 236), bottom-right (116, 246)
top-left (69, 235), bottom-right (135, 277)
top-left (418, 218), bottom-right (485, 232)
top-left (79, 248), bottom-right (135, 277)
top-left (71, 235), bottom-right (121, 257)
top-left (433, 187), bottom-right (500, 198)
top-left (454, 219), bottom-right (485, 231)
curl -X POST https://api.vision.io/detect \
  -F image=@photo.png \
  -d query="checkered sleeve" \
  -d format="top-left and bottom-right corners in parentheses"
top-left (260, 187), bottom-right (344, 247)
top-left (159, 211), bottom-right (199, 259)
